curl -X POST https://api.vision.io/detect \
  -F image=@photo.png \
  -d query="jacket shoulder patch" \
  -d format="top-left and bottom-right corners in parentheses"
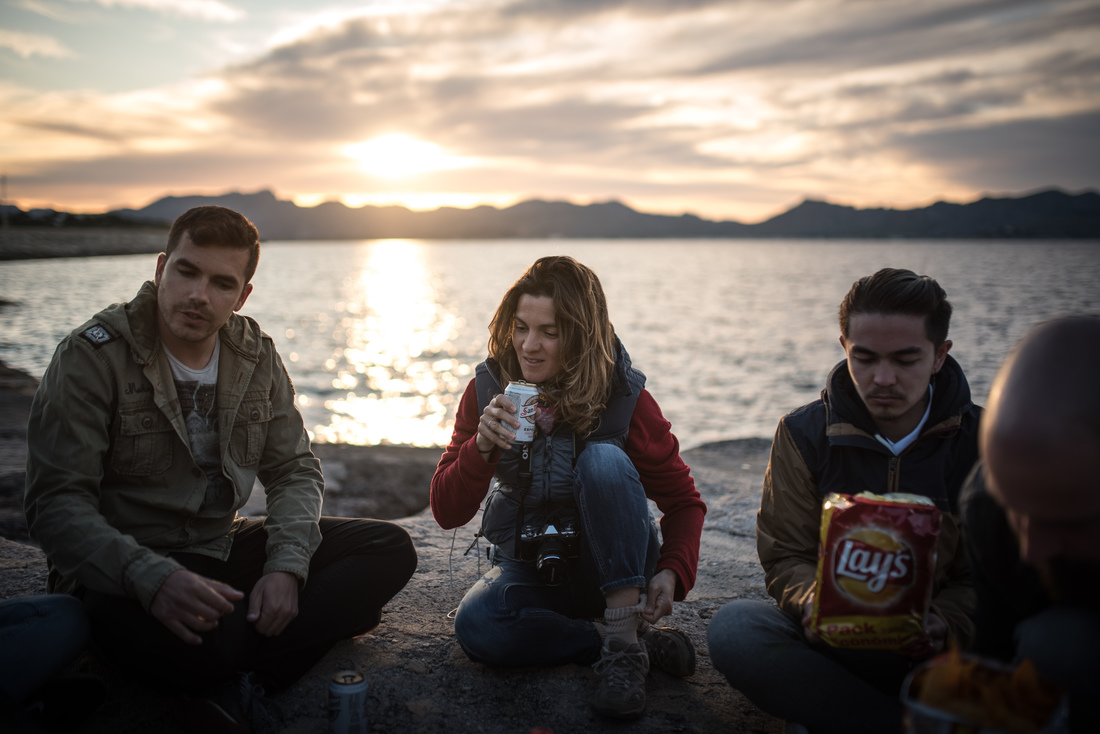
top-left (80, 324), bottom-right (117, 348)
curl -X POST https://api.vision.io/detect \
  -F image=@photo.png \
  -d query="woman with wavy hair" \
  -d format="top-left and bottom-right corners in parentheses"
top-left (430, 255), bottom-right (706, 720)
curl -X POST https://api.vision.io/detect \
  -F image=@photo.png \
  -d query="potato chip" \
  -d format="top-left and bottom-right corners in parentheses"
top-left (909, 649), bottom-right (1064, 733)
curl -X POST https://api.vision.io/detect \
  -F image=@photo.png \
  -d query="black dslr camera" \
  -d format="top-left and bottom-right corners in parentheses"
top-left (516, 514), bottom-right (580, 586)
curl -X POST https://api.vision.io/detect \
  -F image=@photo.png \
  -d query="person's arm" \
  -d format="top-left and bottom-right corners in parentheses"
top-left (756, 419), bottom-right (823, 620)
top-left (926, 516), bottom-right (975, 650)
top-left (24, 337), bottom-right (184, 610)
top-left (627, 390), bottom-right (707, 608)
top-left (253, 347), bottom-right (324, 585)
top-left (430, 379), bottom-right (499, 529)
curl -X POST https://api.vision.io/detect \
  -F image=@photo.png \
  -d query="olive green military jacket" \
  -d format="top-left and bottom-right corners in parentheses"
top-left (25, 281), bottom-right (324, 611)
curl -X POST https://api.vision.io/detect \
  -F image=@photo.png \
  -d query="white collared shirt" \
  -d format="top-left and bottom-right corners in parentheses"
top-left (875, 385), bottom-right (933, 456)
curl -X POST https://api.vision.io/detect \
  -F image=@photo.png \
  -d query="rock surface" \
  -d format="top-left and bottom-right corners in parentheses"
top-left (0, 358), bottom-right (782, 733)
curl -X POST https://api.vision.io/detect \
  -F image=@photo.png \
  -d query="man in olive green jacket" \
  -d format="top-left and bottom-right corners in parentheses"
top-left (25, 206), bottom-right (416, 731)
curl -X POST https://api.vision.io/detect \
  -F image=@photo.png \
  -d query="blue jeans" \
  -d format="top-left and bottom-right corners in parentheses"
top-left (707, 599), bottom-right (913, 734)
top-left (455, 444), bottom-right (659, 667)
top-left (1015, 606), bottom-right (1100, 732)
top-left (0, 595), bottom-right (89, 702)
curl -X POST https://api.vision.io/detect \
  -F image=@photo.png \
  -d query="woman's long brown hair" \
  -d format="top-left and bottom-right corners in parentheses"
top-left (486, 256), bottom-right (617, 436)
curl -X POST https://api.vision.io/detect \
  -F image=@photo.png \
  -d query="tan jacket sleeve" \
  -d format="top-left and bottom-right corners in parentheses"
top-left (254, 348), bottom-right (324, 585)
top-left (928, 514), bottom-right (976, 648)
top-left (756, 419), bottom-right (823, 620)
top-left (24, 337), bottom-right (184, 609)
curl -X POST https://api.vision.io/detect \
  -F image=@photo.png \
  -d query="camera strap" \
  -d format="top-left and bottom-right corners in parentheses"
top-left (513, 442), bottom-right (533, 558)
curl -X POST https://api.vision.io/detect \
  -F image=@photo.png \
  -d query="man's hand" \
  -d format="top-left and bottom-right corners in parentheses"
top-left (801, 595), bottom-right (822, 645)
top-left (642, 569), bottom-right (677, 624)
top-left (150, 569), bottom-right (244, 645)
top-left (247, 571), bottom-right (299, 637)
top-left (900, 611), bottom-right (948, 659)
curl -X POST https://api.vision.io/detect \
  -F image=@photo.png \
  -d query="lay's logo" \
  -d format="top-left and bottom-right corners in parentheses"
top-left (832, 529), bottom-right (914, 605)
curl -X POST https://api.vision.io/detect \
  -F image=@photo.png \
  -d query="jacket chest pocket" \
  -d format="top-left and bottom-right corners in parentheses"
top-left (110, 406), bottom-right (175, 476)
top-left (230, 397), bottom-right (273, 466)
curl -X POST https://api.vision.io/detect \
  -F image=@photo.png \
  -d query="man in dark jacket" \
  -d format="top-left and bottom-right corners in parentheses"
top-left (708, 268), bottom-right (981, 734)
top-left (962, 315), bottom-right (1100, 732)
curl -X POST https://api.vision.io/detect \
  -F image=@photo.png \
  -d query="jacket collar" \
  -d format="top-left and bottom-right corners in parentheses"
top-left (98, 280), bottom-right (263, 365)
top-left (823, 354), bottom-right (973, 440)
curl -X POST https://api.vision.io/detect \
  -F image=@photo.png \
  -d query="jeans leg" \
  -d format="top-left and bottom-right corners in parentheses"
top-left (706, 599), bottom-right (906, 734)
top-left (573, 443), bottom-right (651, 594)
top-left (454, 559), bottom-right (604, 667)
top-left (0, 595), bottom-right (89, 702)
top-left (1014, 606), bottom-right (1100, 732)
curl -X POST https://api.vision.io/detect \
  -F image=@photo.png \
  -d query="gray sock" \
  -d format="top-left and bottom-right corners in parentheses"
top-left (603, 595), bottom-right (646, 647)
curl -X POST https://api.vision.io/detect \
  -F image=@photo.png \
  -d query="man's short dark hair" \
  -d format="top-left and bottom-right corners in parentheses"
top-left (838, 268), bottom-right (952, 346)
top-left (166, 206), bottom-right (261, 283)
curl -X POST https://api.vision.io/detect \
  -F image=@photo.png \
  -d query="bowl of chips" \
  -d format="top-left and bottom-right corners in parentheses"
top-left (902, 649), bottom-right (1068, 733)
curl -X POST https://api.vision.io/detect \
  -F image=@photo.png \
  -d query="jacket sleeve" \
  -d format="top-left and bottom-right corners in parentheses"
top-left (626, 389), bottom-right (706, 601)
top-left (756, 419), bottom-right (822, 620)
top-left (928, 514), bottom-right (976, 649)
top-left (430, 378), bottom-right (498, 529)
top-left (255, 347), bottom-right (324, 584)
top-left (24, 337), bottom-right (184, 610)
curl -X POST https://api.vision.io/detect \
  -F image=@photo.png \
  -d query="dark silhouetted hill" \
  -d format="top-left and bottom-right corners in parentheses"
top-left (5, 187), bottom-right (1097, 240)
top-left (752, 189), bottom-right (1100, 238)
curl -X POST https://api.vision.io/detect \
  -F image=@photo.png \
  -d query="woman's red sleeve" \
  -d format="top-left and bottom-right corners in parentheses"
top-left (430, 379), bottom-right (498, 529)
top-left (626, 389), bottom-right (707, 600)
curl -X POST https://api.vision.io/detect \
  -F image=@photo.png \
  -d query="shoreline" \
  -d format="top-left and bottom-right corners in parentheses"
top-left (0, 227), bottom-right (169, 261)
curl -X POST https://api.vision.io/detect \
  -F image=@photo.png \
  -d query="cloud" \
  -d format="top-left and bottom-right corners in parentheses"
top-left (4, 0), bottom-right (1099, 219)
top-left (893, 111), bottom-right (1100, 193)
top-left (0, 29), bottom-right (76, 58)
top-left (69, 0), bottom-right (245, 22)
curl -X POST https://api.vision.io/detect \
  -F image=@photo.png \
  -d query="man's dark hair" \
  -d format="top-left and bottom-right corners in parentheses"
top-left (165, 206), bottom-right (261, 283)
top-left (838, 268), bottom-right (952, 346)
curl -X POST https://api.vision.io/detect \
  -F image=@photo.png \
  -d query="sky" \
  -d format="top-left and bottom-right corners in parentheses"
top-left (1, 0), bottom-right (1098, 223)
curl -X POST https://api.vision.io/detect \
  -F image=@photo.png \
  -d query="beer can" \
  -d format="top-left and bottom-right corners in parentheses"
top-left (327, 670), bottom-right (368, 734)
top-left (504, 380), bottom-right (540, 443)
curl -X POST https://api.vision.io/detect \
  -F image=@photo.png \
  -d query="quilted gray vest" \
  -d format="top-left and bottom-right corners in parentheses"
top-left (475, 342), bottom-right (645, 555)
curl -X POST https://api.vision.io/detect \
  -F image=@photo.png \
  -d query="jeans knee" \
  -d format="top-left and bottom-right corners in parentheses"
top-left (50, 595), bottom-right (90, 657)
top-left (453, 604), bottom-right (507, 666)
top-left (575, 443), bottom-right (632, 479)
top-left (707, 601), bottom-right (751, 671)
top-left (707, 600), bottom-right (795, 681)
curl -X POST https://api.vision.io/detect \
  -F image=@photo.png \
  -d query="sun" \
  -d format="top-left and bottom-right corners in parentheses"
top-left (342, 134), bottom-right (458, 178)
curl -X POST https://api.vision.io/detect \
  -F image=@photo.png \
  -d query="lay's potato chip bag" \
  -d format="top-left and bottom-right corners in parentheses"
top-left (810, 492), bottom-right (941, 651)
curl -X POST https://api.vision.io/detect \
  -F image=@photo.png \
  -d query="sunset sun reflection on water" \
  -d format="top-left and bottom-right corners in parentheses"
top-left (307, 241), bottom-right (470, 447)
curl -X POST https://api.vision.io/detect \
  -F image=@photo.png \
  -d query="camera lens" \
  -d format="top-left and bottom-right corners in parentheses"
top-left (537, 550), bottom-right (569, 586)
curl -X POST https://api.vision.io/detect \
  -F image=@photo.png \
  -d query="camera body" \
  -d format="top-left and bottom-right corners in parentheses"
top-left (516, 515), bottom-right (580, 586)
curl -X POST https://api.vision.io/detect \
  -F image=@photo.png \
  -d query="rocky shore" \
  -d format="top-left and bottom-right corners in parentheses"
top-left (0, 357), bottom-right (782, 733)
top-left (0, 227), bottom-right (169, 261)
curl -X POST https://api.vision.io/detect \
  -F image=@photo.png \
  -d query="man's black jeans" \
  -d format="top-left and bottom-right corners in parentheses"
top-left (83, 517), bottom-right (417, 692)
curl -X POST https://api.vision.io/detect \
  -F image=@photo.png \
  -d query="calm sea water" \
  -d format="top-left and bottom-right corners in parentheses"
top-left (2, 239), bottom-right (1098, 449)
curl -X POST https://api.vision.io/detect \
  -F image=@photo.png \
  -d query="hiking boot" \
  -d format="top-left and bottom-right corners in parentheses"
top-left (179, 672), bottom-right (274, 734)
top-left (640, 625), bottom-right (696, 677)
top-left (591, 639), bottom-right (649, 720)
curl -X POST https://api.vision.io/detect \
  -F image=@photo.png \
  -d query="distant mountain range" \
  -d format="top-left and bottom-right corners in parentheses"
top-left (4, 187), bottom-right (1098, 239)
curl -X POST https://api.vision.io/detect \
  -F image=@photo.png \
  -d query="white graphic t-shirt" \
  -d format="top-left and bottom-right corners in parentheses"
top-left (163, 339), bottom-right (232, 512)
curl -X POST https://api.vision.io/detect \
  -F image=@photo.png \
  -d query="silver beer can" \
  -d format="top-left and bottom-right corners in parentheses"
top-left (504, 380), bottom-right (540, 443)
top-left (327, 670), bottom-right (368, 734)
